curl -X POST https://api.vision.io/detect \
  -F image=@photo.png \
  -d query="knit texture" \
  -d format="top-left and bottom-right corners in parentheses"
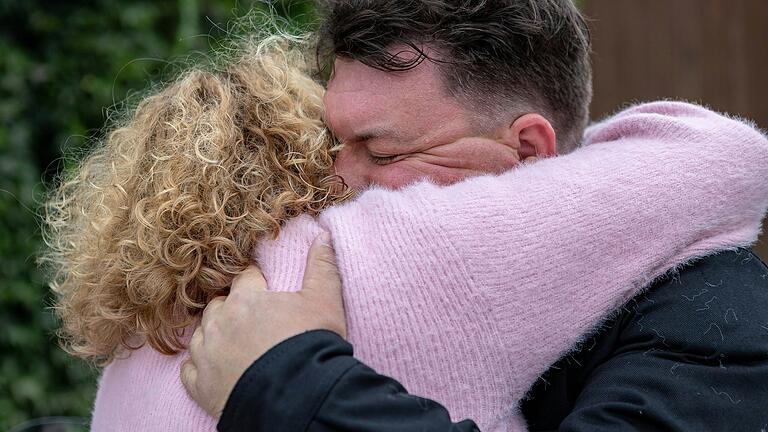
top-left (91, 102), bottom-right (768, 431)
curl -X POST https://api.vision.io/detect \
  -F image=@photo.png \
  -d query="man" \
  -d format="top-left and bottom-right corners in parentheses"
top-left (182, 1), bottom-right (768, 430)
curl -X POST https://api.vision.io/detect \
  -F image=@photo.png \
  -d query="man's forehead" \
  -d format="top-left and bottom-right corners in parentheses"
top-left (325, 58), bottom-right (432, 132)
top-left (323, 54), bottom-right (469, 143)
top-left (328, 56), bottom-right (443, 95)
top-left (328, 59), bottom-right (394, 92)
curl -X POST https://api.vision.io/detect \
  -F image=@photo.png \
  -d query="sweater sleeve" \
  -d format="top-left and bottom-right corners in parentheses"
top-left (307, 101), bottom-right (768, 427)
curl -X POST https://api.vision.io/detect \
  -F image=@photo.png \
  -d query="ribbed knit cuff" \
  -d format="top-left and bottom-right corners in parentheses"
top-left (217, 330), bottom-right (358, 432)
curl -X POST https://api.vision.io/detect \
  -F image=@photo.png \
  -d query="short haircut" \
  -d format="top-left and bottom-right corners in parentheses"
top-left (318, 0), bottom-right (593, 152)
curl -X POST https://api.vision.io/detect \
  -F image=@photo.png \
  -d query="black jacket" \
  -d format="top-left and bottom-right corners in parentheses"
top-left (218, 249), bottom-right (768, 431)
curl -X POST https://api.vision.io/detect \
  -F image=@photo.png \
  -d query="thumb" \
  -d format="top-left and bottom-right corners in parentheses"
top-left (302, 232), bottom-right (346, 336)
top-left (180, 358), bottom-right (198, 399)
top-left (231, 264), bottom-right (268, 293)
top-left (302, 232), bottom-right (341, 295)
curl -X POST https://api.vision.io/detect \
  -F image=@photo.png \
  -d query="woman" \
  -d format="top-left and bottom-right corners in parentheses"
top-left (43, 34), bottom-right (768, 431)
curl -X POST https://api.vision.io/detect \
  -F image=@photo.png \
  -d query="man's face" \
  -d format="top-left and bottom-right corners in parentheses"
top-left (324, 57), bottom-right (520, 191)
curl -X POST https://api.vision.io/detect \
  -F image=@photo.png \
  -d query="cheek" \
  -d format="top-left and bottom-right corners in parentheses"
top-left (370, 163), bottom-right (470, 188)
top-left (427, 139), bottom-right (521, 174)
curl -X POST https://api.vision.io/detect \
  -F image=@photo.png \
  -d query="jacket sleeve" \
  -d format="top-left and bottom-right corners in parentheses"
top-left (554, 250), bottom-right (768, 432)
top-left (517, 250), bottom-right (768, 431)
top-left (217, 330), bottom-right (481, 432)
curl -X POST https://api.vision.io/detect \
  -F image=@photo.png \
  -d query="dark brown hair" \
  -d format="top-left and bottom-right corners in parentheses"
top-left (317, 0), bottom-right (592, 151)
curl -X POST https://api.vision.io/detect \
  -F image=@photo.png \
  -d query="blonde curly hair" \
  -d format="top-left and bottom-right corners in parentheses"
top-left (42, 34), bottom-right (349, 365)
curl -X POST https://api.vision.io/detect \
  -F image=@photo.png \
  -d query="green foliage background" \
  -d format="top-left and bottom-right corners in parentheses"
top-left (0, 0), bottom-right (315, 428)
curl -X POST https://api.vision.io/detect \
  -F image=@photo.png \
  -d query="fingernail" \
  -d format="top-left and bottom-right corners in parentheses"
top-left (319, 232), bottom-right (332, 247)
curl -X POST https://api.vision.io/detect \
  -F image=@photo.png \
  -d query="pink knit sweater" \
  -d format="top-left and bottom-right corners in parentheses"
top-left (91, 102), bottom-right (768, 431)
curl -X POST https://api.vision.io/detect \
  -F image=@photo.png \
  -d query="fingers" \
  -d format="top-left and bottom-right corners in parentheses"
top-left (231, 264), bottom-right (268, 293)
top-left (180, 358), bottom-right (198, 398)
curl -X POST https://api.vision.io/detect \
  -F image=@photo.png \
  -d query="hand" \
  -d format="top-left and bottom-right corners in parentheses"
top-left (180, 232), bottom-right (347, 419)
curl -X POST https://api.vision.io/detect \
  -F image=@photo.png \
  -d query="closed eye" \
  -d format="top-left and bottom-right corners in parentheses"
top-left (368, 153), bottom-right (401, 165)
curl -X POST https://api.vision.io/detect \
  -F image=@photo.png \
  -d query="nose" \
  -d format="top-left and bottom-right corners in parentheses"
top-left (333, 146), bottom-right (370, 191)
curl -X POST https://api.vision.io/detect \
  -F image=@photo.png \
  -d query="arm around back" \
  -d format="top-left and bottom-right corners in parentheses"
top-left (218, 330), bottom-right (482, 432)
top-left (305, 101), bottom-right (768, 426)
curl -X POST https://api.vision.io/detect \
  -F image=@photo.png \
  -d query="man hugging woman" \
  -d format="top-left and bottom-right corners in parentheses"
top-left (44, 11), bottom-right (768, 432)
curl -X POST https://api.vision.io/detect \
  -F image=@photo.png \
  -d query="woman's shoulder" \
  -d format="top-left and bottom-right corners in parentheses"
top-left (90, 344), bottom-right (216, 431)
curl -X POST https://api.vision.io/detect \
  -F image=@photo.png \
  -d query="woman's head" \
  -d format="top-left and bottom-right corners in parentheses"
top-left (42, 34), bottom-right (348, 364)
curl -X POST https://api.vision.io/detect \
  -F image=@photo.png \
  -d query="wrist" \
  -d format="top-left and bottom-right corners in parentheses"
top-left (217, 330), bottom-right (356, 432)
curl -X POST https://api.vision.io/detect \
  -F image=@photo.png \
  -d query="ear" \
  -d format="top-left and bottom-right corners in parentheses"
top-left (499, 114), bottom-right (557, 160)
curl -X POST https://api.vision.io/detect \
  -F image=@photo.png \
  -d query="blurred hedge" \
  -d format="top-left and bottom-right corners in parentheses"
top-left (0, 0), bottom-right (315, 428)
